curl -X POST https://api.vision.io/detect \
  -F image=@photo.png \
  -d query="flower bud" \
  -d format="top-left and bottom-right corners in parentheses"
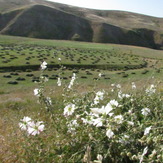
top-left (147, 138), bottom-right (152, 144)
top-left (131, 155), bottom-right (137, 160)
top-left (149, 154), bottom-right (153, 158)
top-left (120, 152), bottom-right (125, 157)
top-left (151, 149), bottom-right (157, 156)
top-left (141, 136), bottom-right (146, 140)
top-left (97, 154), bottom-right (103, 161)
top-left (157, 155), bottom-right (161, 159)
top-left (127, 152), bottom-right (132, 158)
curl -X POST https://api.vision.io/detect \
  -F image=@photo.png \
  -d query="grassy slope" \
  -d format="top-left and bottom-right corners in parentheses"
top-left (0, 35), bottom-right (162, 98)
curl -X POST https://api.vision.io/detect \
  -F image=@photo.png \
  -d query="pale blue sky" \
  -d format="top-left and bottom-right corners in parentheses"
top-left (45, 0), bottom-right (163, 17)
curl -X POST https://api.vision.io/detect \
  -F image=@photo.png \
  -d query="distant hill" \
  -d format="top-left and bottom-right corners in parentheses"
top-left (0, 0), bottom-right (163, 49)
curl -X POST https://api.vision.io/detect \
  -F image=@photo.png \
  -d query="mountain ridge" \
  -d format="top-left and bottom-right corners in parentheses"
top-left (0, 0), bottom-right (163, 49)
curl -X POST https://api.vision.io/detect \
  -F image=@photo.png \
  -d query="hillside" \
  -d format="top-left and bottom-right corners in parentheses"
top-left (0, 0), bottom-right (163, 49)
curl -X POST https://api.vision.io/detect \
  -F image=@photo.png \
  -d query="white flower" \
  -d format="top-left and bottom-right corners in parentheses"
top-left (90, 107), bottom-right (102, 116)
top-left (141, 108), bottom-right (150, 116)
top-left (151, 149), bottom-right (157, 156)
top-left (119, 135), bottom-right (130, 144)
top-left (118, 91), bottom-right (123, 99)
top-left (27, 121), bottom-right (45, 136)
top-left (114, 115), bottom-right (124, 124)
top-left (128, 109), bottom-right (132, 114)
top-left (57, 77), bottom-right (61, 86)
top-left (92, 117), bottom-right (103, 127)
top-left (145, 84), bottom-right (156, 95)
top-left (144, 126), bottom-right (152, 135)
top-left (63, 103), bottom-right (76, 117)
top-left (19, 116), bottom-right (32, 130)
top-left (43, 77), bottom-right (48, 82)
top-left (81, 117), bottom-right (94, 125)
top-left (58, 58), bottom-right (61, 61)
top-left (73, 73), bottom-right (76, 77)
top-left (41, 61), bottom-right (47, 70)
top-left (94, 154), bottom-right (103, 163)
top-left (46, 97), bottom-right (52, 105)
top-left (123, 94), bottom-right (130, 98)
top-left (124, 135), bottom-right (129, 139)
top-left (142, 146), bottom-right (148, 155)
top-left (98, 73), bottom-right (102, 77)
top-left (71, 120), bottom-right (78, 126)
top-left (19, 117), bottom-right (44, 136)
top-left (91, 104), bottom-right (113, 117)
top-left (131, 98), bottom-right (134, 102)
top-left (68, 73), bottom-right (76, 89)
top-left (67, 120), bottom-right (78, 133)
top-left (96, 91), bottom-right (105, 99)
top-left (139, 146), bottom-right (148, 163)
top-left (93, 97), bottom-right (100, 105)
top-left (34, 88), bottom-right (40, 96)
top-left (103, 103), bottom-right (114, 115)
top-left (106, 129), bottom-right (114, 138)
top-left (93, 91), bottom-right (105, 105)
top-left (109, 99), bottom-right (119, 107)
top-left (111, 83), bottom-right (115, 87)
top-left (118, 91), bottom-right (130, 99)
top-left (132, 82), bottom-right (136, 89)
top-left (22, 116), bottom-right (31, 123)
top-left (127, 121), bottom-right (134, 126)
top-left (116, 84), bottom-right (121, 88)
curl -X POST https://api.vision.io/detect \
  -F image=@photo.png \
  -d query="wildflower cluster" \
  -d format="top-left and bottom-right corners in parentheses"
top-left (57, 77), bottom-right (62, 86)
top-left (63, 83), bottom-right (163, 162)
top-left (145, 84), bottom-right (156, 95)
top-left (18, 61), bottom-right (162, 162)
top-left (92, 90), bottom-right (105, 105)
top-left (33, 61), bottom-right (53, 111)
top-left (19, 116), bottom-right (45, 136)
top-left (40, 61), bottom-right (47, 70)
top-left (68, 73), bottom-right (76, 89)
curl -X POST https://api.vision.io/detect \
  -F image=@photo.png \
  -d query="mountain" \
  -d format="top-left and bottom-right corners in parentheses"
top-left (0, 0), bottom-right (163, 49)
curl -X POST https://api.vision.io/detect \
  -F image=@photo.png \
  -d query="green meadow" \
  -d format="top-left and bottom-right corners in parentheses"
top-left (0, 34), bottom-right (162, 103)
top-left (0, 35), bottom-right (162, 94)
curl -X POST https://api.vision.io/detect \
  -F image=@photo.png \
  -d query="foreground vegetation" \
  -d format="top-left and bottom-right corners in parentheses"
top-left (0, 62), bottom-right (162, 162)
top-left (0, 35), bottom-right (163, 162)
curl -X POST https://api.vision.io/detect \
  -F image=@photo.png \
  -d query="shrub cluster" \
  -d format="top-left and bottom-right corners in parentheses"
top-left (18, 61), bottom-right (162, 163)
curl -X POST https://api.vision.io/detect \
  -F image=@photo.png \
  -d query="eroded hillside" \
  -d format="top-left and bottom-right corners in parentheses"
top-left (0, 0), bottom-right (163, 49)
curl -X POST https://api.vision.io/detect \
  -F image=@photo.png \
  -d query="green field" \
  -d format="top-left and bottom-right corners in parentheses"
top-left (0, 35), bottom-right (162, 94)
top-left (0, 35), bottom-right (163, 96)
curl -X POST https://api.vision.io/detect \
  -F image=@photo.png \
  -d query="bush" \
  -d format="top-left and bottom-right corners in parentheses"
top-left (26, 69), bottom-right (32, 72)
top-left (7, 81), bottom-right (18, 84)
top-left (16, 77), bottom-right (26, 81)
top-left (3, 75), bottom-right (12, 78)
top-left (71, 33), bottom-right (83, 41)
top-left (81, 76), bottom-right (87, 79)
top-left (16, 62), bottom-right (163, 163)
top-left (122, 73), bottom-right (129, 78)
top-left (141, 70), bottom-right (149, 74)
top-left (26, 73), bottom-right (34, 77)
top-left (10, 72), bottom-right (19, 76)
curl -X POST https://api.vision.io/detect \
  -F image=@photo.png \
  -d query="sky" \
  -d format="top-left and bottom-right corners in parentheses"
top-left (45, 0), bottom-right (163, 18)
